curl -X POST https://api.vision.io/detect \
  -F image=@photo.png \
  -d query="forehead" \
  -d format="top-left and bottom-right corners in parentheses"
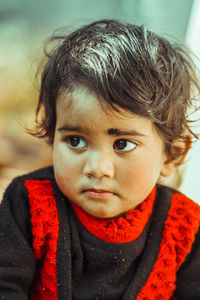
top-left (57, 85), bottom-right (107, 115)
top-left (56, 85), bottom-right (156, 135)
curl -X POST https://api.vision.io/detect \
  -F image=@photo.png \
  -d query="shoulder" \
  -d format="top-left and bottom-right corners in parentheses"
top-left (1, 166), bottom-right (61, 242)
top-left (2, 166), bottom-right (54, 195)
top-left (154, 184), bottom-right (200, 229)
top-left (1, 166), bottom-right (56, 212)
top-left (168, 190), bottom-right (200, 297)
top-left (157, 185), bottom-right (200, 274)
top-left (16, 165), bottom-right (55, 181)
top-left (156, 184), bottom-right (200, 216)
top-left (138, 185), bottom-right (200, 298)
top-left (157, 184), bottom-right (200, 251)
top-left (0, 168), bottom-right (56, 244)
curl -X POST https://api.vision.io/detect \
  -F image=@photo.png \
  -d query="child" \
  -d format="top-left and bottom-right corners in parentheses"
top-left (0, 19), bottom-right (200, 300)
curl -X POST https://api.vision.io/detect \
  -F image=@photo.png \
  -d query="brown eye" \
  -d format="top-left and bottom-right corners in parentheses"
top-left (114, 139), bottom-right (137, 152)
top-left (66, 136), bottom-right (87, 149)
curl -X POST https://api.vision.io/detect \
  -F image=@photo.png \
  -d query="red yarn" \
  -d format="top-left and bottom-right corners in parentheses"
top-left (71, 186), bottom-right (156, 243)
top-left (25, 180), bottom-right (59, 300)
top-left (136, 193), bottom-right (200, 300)
top-left (24, 179), bottom-right (200, 300)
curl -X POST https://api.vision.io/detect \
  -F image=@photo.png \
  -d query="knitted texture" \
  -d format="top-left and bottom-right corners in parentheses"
top-left (71, 186), bottom-right (156, 243)
top-left (23, 175), bottom-right (200, 299)
top-left (136, 192), bottom-right (200, 300)
top-left (25, 179), bottom-right (59, 300)
top-left (1, 166), bottom-right (200, 299)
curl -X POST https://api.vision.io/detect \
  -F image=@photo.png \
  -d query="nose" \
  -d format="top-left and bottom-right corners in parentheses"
top-left (83, 150), bottom-right (114, 179)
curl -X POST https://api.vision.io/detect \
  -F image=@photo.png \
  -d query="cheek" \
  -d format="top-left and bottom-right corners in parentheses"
top-left (53, 145), bottom-right (80, 191)
top-left (118, 155), bottom-right (162, 190)
top-left (120, 165), bottom-right (146, 189)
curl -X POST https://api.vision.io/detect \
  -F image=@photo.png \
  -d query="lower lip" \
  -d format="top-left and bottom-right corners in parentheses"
top-left (84, 190), bottom-right (113, 201)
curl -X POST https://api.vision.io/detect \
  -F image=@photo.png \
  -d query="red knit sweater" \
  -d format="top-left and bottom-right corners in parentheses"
top-left (25, 178), bottom-right (200, 299)
top-left (71, 186), bottom-right (156, 243)
top-left (71, 187), bottom-right (200, 299)
top-left (0, 167), bottom-right (200, 300)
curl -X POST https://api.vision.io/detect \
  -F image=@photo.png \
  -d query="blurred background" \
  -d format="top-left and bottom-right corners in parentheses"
top-left (1, 0), bottom-right (200, 203)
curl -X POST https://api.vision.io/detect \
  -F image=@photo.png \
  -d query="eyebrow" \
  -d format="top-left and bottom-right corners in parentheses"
top-left (107, 128), bottom-right (146, 137)
top-left (58, 125), bottom-right (146, 137)
top-left (58, 125), bottom-right (82, 132)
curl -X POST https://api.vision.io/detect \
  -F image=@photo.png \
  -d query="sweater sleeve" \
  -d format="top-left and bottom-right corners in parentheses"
top-left (0, 177), bottom-right (36, 300)
top-left (175, 226), bottom-right (200, 299)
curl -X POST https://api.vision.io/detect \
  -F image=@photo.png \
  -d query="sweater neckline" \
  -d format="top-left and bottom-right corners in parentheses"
top-left (71, 186), bottom-right (156, 243)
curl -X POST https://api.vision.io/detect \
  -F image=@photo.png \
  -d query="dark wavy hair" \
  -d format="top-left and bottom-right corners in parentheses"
top-left (33, 19), bottom-right (200, 158)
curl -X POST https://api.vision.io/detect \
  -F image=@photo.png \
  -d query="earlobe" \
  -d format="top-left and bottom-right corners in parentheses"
top-left (160, 136), bottom-right (192, 178)
top-left (160, 160), bottom-right (180, 177)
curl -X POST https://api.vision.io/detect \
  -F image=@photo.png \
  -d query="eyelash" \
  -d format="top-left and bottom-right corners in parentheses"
top-left (64, 135), bottom-right (137, 152)
top-left (65, 136), bottom-right (87, 149)
top-left (113, 139), bottom-right (137, 152)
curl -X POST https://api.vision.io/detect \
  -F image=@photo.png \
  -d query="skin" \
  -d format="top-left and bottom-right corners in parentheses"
top-left (53, 85), bottom-right (175, 218)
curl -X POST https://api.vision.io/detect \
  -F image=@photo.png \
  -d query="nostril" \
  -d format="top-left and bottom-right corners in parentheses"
top-left (83, 152), bottom-right (114, 178)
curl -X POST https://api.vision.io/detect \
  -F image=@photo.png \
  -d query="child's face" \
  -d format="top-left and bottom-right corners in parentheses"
top-left (53, 85), bottom-right (168, 218)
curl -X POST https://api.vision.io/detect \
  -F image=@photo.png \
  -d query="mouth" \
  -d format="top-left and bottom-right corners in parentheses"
top-left (83, 189), bottom-right (114, 201)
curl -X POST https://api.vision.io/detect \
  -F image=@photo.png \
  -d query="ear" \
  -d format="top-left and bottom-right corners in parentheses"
top-left (160, 136), bottom-right (192, 177)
